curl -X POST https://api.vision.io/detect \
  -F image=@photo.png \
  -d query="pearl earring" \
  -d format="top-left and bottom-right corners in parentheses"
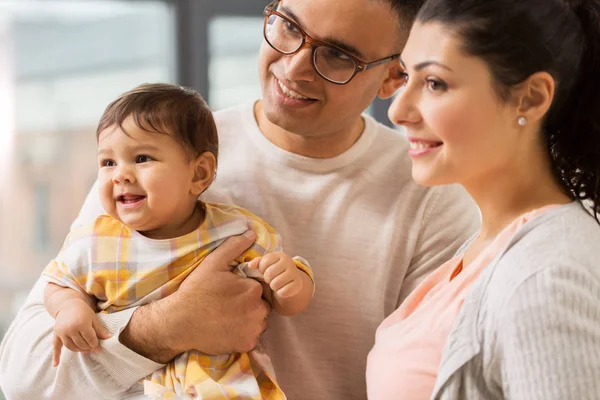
top-left (518, 117), bottom-right (527, 126)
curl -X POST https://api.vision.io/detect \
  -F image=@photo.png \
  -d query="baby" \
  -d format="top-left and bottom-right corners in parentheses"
top-left (42, 83), bottom-right (314, 399)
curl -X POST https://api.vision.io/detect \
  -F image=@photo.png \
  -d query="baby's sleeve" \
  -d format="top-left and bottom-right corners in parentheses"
top-left (41, 224), bottom-right (97, 296)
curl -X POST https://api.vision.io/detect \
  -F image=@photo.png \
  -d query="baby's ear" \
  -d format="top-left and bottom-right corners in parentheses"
top-left (190, 152), bottom-right (216, 196)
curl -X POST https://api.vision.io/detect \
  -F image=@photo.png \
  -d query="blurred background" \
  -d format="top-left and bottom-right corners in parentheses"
top-left (0, 2), bottom-right (394, 395)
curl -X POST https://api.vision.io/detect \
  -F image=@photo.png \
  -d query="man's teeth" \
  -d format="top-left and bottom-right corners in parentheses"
top-left (278, 80), bottom-right (309, 100)
top-left (410, 141), bottom-right (441, 150)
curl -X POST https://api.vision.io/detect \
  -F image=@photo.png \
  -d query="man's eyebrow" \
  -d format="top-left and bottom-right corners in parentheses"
top-left (322, 38), bottom-right (365, 59)
top-left (280, 5), bottom-right (366, 59)
top-left (399, 56), bottom-right (453, 72)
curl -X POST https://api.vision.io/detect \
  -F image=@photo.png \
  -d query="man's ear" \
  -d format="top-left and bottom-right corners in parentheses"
top-left (513, 71), bottom-right (555, 125)
top-left (378, 61), bottom-right (406, 99)
top-left (190, 151), bottom-right (217, 197)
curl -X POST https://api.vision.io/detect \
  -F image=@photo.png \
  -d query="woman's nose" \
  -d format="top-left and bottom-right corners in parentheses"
top-left (388, 86), bottom-right (421, 127)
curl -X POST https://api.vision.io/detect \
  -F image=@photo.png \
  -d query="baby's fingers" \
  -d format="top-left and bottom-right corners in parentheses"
top-left (62, 334), bottom-right (88, 353)
top-left (275, 280), bottom-right (302, 299)
top-left (248, 257), bottom-right (262, 270)
top-left (92, 316), bottom-right (112, 341)
top-left (81, 328), bottom-right (100, 352)
top-left (52, 335), bottom-right (63, 367)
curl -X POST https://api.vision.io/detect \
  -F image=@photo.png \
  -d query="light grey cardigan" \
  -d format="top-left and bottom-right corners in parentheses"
top-left (432, 201), bottom-right (600, 400)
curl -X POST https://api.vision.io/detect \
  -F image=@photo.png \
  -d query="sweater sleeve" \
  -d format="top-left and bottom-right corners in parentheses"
top-left (497, 264), bottom-right (600, 400)
top-left (71, 179), bottom-right (105, 230)
top-left (398, 184), bottom-right (480, 305)
top-left (0, 278), bottom-right (164, 399)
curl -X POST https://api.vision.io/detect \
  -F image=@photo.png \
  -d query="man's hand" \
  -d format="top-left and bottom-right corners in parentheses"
top-left (175, 229), bottom-right (271, 354)
top-left (120, 230), bottom-right (270, 363)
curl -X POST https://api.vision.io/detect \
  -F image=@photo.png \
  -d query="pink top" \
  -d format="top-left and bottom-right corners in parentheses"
top-left (366, 206), bottom-right (556, 399)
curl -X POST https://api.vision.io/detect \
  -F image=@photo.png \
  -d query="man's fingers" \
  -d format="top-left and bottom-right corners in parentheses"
top-left (260, 299), bottom-right (271, 334)
top-left (203, 230), bottom-right (256, 272)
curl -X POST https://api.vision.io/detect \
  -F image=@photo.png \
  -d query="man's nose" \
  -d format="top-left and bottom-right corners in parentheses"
top-left (283, 44), bottom-right (316, 83)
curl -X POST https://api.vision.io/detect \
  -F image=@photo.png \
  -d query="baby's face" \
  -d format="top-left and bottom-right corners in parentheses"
top-left (97, 115), bottom-right (197, 236)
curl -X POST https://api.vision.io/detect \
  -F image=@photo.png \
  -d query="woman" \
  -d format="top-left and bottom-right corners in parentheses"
top-left (367, 0), bottom-right (600, 399)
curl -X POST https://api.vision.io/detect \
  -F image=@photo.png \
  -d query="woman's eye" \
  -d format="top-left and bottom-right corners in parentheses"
top-left (136, 155), bottom-right (153, 163)
top-left (426, 78), bottom-right (448, 92)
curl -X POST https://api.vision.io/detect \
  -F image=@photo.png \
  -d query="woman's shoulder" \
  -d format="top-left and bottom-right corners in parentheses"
top-left (503, 202), bottom-right (600, 271)
top-left (477, 203), bottom-right (600, 323)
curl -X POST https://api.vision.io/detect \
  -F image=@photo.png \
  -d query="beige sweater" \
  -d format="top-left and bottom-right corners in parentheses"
top-left (0, 103), bottom-right (480, 399)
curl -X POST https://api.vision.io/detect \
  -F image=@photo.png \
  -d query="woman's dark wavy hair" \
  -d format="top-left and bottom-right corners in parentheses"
top-left (418, 0), bottom-right (600, 221)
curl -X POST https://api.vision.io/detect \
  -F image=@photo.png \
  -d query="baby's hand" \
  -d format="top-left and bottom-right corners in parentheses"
top-left (248, 252), bottom-right (303, 299)
top-left (52, 298), bottom-right (109, 367)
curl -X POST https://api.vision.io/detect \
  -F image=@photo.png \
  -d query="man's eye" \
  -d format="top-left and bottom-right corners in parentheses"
top-left (330, 49), bottom-right (351, 61)
top-left (399, 72), bottom-right (409, 86)
top-left (136, 155), bottom-right (153, 163)
top-left (285, 21), bottom-right (299, 33)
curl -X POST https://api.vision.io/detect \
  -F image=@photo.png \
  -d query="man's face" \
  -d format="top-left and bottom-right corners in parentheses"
top-left (258, 0), bottom-right (403, 138)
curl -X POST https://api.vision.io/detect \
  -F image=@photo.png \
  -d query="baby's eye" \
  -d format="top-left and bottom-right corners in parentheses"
top-left (135, 155), bottom-right (153, 163)
top-left (101, 159), bottom-right (116, 167)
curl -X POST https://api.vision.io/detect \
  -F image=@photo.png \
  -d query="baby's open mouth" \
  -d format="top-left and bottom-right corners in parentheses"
top-left (117, 194), bottom-right (146, 204)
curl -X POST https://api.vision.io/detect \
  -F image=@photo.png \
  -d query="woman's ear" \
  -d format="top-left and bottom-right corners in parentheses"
top-left (514, 71), bottom-right (555, 125)
top-left (378, 61), bottom-right (407, 99)
top-left (190, 151), bottom-right (217, 197)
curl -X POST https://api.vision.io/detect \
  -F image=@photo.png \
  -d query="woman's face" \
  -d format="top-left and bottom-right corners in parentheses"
top-left (389, 21), bottom-right (521, 188)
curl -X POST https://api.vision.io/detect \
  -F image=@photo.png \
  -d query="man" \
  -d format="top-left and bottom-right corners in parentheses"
top-left (0, 0), bottom-right (479, 399)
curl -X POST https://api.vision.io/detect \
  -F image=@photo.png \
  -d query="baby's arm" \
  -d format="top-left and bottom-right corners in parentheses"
top-left (248, 253), bottom-right (314, 316)
top-left (44, 283), bottom-right (110, 366)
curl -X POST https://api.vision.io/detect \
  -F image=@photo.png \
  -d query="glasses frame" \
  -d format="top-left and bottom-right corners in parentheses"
top-left (263, 1), bottom-right (400, 85)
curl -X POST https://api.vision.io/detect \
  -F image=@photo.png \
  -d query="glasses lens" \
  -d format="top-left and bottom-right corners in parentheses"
top-left (264, 14), bottom-right (303, 54)
top-left (314, 46), bottom-right (357, 84)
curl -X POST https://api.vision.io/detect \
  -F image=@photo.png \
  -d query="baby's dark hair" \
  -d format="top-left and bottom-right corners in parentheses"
top-left (97, 83), bottom-right (218, 163)
top-left (418, 0), bottom-right (600, 221)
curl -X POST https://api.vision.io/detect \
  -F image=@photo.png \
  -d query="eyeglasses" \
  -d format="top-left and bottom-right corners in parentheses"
top-left (263, 1), bottom-right (400, 85)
